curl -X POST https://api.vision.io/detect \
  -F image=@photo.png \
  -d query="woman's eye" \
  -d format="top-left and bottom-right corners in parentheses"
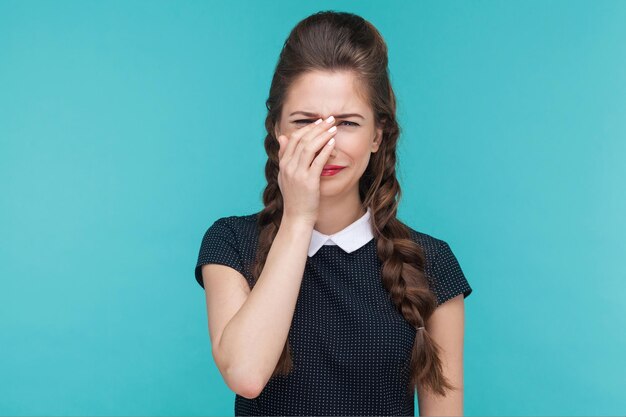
top-left (294, 119), bottom-right (359, 127)
top-left (341, 121), bottom-right (359, 127)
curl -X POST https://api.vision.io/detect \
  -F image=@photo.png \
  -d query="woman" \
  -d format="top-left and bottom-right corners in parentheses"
top-left (195, 10), bottom-right (473, 416)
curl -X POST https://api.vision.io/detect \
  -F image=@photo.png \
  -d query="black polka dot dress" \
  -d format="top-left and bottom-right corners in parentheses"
top-left (194, 208), bottom-right (473, 416)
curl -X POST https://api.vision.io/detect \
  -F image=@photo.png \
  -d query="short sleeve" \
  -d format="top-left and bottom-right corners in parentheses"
top-left (194, 217), bottom-right (246, 289)
top-left (429, 240), bottom-right (473, 306)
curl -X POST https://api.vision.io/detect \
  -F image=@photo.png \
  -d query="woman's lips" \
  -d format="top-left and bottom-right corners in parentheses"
top-left (323, 165), bottom-right (346, 170)
top-left (321, 166), bottom-right (345, 176)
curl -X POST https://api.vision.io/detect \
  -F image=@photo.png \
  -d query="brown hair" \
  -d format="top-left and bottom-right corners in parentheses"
top-left (251, 10), bottom-right (456, 398)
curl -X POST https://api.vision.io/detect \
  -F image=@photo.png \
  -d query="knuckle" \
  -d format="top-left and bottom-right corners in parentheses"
top-left (304, 142), bottom-right (316, 153)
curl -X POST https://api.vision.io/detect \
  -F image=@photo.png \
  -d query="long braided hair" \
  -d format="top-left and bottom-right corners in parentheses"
top-left (251, 10), bottom-right (457, 397)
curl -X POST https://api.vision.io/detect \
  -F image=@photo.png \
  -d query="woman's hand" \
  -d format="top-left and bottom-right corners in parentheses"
top-left (276, 116), bottom-right (338, 226)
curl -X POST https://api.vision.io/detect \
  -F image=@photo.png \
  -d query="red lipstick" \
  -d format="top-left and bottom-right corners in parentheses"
top-left (321, 165), bottom-right (345, 176)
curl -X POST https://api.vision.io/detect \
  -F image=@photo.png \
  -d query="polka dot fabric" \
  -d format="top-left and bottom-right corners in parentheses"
top-left (195, 216), bottom-right (254, 290)
top-left (194, 212), bottom-right (473, 416)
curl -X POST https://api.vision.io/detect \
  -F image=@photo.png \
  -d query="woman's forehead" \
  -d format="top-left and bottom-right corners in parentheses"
top-left (284, 72), bottom-right (370, 117)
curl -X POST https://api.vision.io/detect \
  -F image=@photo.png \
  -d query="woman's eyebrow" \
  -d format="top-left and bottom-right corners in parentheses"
top-left (289, 111), bottom-right (364, 120)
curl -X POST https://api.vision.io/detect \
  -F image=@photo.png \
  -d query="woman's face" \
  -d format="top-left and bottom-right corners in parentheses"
top-left (274, 70), bottom-right (382, 198)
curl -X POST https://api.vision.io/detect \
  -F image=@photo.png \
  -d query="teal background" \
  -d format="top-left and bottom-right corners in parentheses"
top-left (1, 0), bottom-right (625, 415)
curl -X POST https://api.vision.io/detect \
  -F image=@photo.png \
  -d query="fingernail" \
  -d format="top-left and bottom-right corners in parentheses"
top-left (328, 126), bottom-right (337, 133)
top-left (327, 138), bottom-right (335, 146)
top-left (315, 118), bottom-right (323, 125)
top-left (325, 115), bottom-right (334, 124)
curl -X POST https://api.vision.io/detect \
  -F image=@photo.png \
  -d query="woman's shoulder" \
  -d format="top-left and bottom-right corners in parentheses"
top-left (194, 211), bottom-right (261, 289)
top-left (211, 209), bottom-right (259, 223)
top-left (403, 224), bottom-right (447, 256)
top-left (210, 211), bottom-right (259, 228)
top-left (202, 211), bottom-right (261, 244)
top-left (403, 223), bottom-right (473, 305)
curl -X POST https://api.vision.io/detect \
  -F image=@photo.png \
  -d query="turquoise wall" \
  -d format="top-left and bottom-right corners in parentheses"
top-left (1, 0), bottom-right (624, 415)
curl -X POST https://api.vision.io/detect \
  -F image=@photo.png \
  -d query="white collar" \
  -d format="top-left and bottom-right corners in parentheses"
top-left (307, 207), bottom-right (374, 257)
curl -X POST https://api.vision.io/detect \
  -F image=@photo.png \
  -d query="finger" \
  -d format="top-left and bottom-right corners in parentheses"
top-left (278, 134), bottom-right (294, 165)
top-left (282, 118), bottom-right (323, 164)
top-left (289, 115), bottom-right (337, 169)
top-left (277, 134), bottom-right (286, 160)
top-left (298, 115), bottom-right (337, 148)
top-left (289, 116), bottom-right (334, 169)
top-left (309, 136), bottom-right (336, 175)
top-left (295, 122), bottom-right (337, 170)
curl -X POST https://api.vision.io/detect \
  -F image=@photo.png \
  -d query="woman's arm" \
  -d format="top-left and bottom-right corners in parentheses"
top-left (417, 294), bottom-right (466, 416)
top-left (213, 217), bottom-right (314, 397)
